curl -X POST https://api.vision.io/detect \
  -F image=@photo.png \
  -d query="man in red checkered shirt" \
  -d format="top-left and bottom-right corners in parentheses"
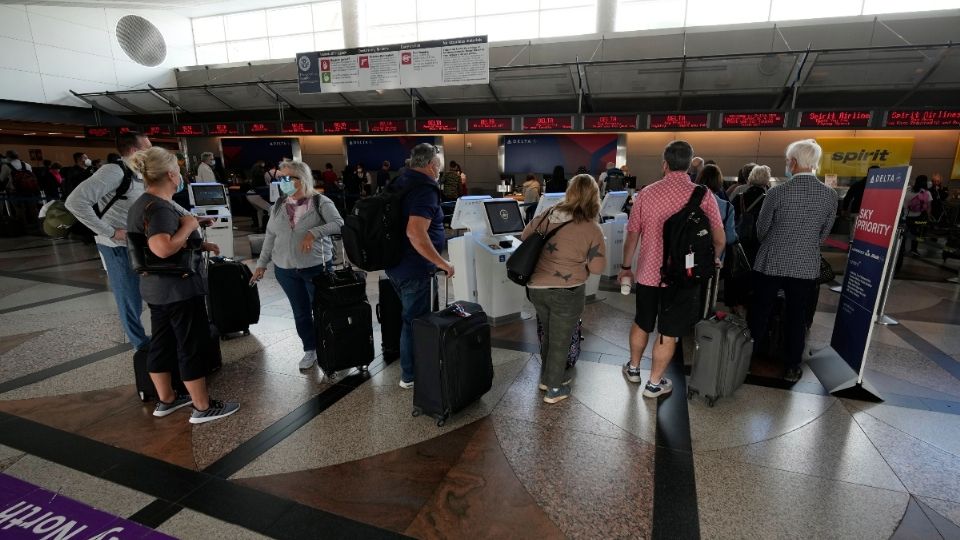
top-left (618, 141), bottom-right (725, 398)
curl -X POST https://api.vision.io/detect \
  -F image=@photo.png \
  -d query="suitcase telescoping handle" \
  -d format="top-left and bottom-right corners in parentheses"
top-left (703, 267), bottom-right (721, 320)
top-left (432, 269), bottom-right (451, 311)
top-left (328, 233), bottom-right (349, 271)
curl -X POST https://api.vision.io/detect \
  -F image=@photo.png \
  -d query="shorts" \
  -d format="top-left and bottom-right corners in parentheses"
top-left (634, 284), bottom-right (701, 338)
top-left (147, 295), bottom-right (215, 382)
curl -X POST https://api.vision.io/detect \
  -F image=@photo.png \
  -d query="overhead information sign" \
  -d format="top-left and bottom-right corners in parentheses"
top-left (647, 113), bottom-right (709, 130)
top-left (83, 126), bottom-right (114, 138)
top-left (799, 111), bottom-right (872, 128)
top-left (174, 124), bottom-right (205, 137)
top-left (244, 122), bottom-right (280, 135)
top-left (468, 117), bottom-right (513, 131)
top-left (141, 125), bottom-right (172, 137)
top-left (207, 122), bottom-right (241, 136)
top-left (721, 112), bottom-right (786, 129)
top-left (416, 118), bottom-right (459, 133)
top-left (297, 36), bottom-right (488, 95)
top-left (583, 114), bottom-right (637, 130)
top-left (522, 116), bottom-right (573, 131)
top-left (885, 110), bottom-right (960, 128)
top-left (368, 119), bottom-right (407, 133)
top-left (323, 120), bottom-right (361, 134)
top-left (281, 121), bottom-right (317, 134)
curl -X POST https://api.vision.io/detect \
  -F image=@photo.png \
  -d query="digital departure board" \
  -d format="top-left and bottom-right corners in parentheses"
top-left (173, 124), bottom-right (205, 136)
top-left (83, 126), bottom-right (114, 138)
top-left (367, 119), bottom-right (407, 133)
top-left (467, 117), bottom-right (513, 131)
top-left (647, 113), bottom-right (710, 130)
top-left (322, 120), bottom-right (361, 134)
top-left (583, 114), bottom-right (637, 130)
top-left (244, 122), bottom-right (280, 135)
top-left (117, 126), bottom-right (133, 135)
top-left (140, 125), bottom-right (172, 137)
top-left (415, 118), bottom-right (459, 133)
top-left (885, 110), bottom-right (960, 128)
top-left (721, 112), bottom-right (786, 129)
top-left (799, 111), bottom-right (872, 128)
top-left (281, 121), bottom-right (317, 134)
top-left (206, 122), bottom-right (241, 136)
top-left (522, 116), bottom-right (573, 131)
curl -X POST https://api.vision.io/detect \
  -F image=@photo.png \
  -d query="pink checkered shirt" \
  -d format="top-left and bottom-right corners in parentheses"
top-left (626, 171), bottom-right (723, 287)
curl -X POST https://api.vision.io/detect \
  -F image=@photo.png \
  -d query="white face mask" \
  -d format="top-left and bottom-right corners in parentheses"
top-left (83, 158), bottom-right (92, 167)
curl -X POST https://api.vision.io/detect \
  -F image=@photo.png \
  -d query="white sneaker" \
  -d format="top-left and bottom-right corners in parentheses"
top-left (299, 350), bottom-right (317, 370)
top-left (399, 379), bottom-right (414, 389)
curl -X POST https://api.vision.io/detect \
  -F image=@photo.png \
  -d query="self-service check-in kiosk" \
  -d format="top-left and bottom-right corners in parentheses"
top-left (188, 182), bottom-right (234, 258)
top-left (448, 195), bottom-right (491, 305)
top-left (599, 191), bottom-right (630, 278)
top-left (532, 192), bottom-right (602, 301)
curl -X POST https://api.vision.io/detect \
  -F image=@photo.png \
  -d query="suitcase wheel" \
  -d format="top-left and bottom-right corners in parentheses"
top-left (412, 408), bottom-right (421, 418)
top-left (706, 396), bottom-right (718, 408)
top-left (436, 418), bottom-right (446, 428)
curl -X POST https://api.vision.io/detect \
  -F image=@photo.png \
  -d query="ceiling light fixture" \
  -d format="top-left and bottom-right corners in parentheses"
top-left (48, 132), bottom-right (61, 135)
top-left (24, 132), bottom-right (36, 135)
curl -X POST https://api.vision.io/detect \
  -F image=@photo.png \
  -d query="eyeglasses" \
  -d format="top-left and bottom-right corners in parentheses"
top-left (278, 175), bottom-right (301, 181)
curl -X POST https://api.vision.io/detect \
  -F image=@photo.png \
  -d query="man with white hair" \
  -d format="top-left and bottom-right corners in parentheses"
top-left (197, 152), bottom-right (217, 182)
top-left (687, 156), bottom-right (704, 183)
top-left (749, 139), bottom-right (837, 382)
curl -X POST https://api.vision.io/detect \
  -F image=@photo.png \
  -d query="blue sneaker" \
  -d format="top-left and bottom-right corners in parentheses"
top-left (642, 378), bottom-right (673, 399)
top-left (623, 362), bottom-right (644, 384)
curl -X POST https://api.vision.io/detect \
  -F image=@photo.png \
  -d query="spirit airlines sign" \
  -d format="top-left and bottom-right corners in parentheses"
top-left (816, 138), bottom-right (914, 177)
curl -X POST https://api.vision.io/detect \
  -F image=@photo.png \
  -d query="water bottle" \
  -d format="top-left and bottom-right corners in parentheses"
top-left (620, 274), bottom-right (632, 295)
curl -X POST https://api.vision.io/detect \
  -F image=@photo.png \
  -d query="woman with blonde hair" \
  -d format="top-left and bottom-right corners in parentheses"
top-left (126, 147), bottom-right (239, 424)
top-left (520, 174), bottom-right (606, 404)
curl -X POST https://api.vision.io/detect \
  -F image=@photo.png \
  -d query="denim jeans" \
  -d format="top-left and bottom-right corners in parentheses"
top-left (275, 262), bottom-right (332, 352)
top-left (97, 244), bottom-right (149, 350)
top-left (388, 274), bottom-right (435, 383)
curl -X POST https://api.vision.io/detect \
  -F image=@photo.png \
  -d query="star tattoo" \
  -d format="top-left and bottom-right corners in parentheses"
top-left (545, 242), bottom-right (558, 254)
top-left (553, 271), bottom-right (573, 282)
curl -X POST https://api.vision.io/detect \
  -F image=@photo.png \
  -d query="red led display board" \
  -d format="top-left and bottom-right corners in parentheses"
top-left (721, 112), bottom-right (786, 129)
top-left (174, 124), bottom-right (205, 136)
top-left (799, 111), bottom-right (872, 128)
top-left (83, 126), bottom-right (114, 138)
top-left (583, 114), bottom-right (637, 130)
top-left (415, 118), bottom-right (459, 133)
top-left (885, 110), bottom-right (960, 128)
top-left (117, 126), bottom-right (133, 135)
top-left (206, 122), bottom-right (241, 136)
top-left (322, 120), bottom-right (362, 134)
top-left (140, 125), bottom-right (172, 137)
top-left (647, 113), bottom-right (710, 130)
top-left (367, 119), bottom-right (407, 133)
top-left (281, 121), bottom-right (317, 134)
top-left (244, 122), bottom-right (280, 135)
top-left (467, 117), bottom-right (513, 131)
top-left (522, 116), bottom-right (573, 131)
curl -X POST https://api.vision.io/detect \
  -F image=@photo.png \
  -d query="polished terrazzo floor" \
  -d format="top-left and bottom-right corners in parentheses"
top-left (0, 227), bottom-right (959, 539)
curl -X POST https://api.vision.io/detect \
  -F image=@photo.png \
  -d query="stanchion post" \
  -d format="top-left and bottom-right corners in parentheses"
top-left (876, 226), bottom-right (903, 326)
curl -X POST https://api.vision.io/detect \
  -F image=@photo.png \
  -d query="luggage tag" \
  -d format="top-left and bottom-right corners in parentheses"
top-left (685, 252), bottom-right (695, 277)
top-left (449, 303), bottom-right (471, 318)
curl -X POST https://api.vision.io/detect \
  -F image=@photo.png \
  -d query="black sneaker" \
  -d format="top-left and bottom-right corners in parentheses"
top-left (153, 394), bottom-right (192, 417)
top-left (784, 367), bottom-right (803, 383)
top-left (189, 400), bottom-right (239, 424)
top-left (622, 362), bottom-right (644, 383)
top-left (642, 378), bottom-right (673, 398)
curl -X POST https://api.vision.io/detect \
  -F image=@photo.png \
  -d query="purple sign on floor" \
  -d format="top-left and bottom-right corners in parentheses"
top-left (0, 473), bottom-right (174, 539)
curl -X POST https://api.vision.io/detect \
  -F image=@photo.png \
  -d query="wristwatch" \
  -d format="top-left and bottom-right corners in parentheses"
top-left (620, 265), bottom-right (631, 270)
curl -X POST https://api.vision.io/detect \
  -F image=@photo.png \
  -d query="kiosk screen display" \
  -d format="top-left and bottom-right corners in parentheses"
top-left (484, 200), bottom-right (525, 236)
top-left (191, 184), bottom-right (228, 207)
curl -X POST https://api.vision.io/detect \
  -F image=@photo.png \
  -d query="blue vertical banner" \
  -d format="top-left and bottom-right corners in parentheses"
top-left (296, 52), bottom-right (322, 94)
top-left (830, 166), bottom-right (911, 380)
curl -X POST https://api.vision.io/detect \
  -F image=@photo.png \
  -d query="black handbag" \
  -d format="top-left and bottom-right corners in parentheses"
top-left (816, 256), bottom-right (835, 285)
top-left (506, 210), bottom-right (571, 286)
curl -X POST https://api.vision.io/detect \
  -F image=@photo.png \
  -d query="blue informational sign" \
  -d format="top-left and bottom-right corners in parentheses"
top-left (830, 166), bottom-right (911, 378)
top-left (502, 134), bottom-right (617, 174)
top-left (345, 136), bottom-right (435, 171)
top-left (296, 52), bottom-right (322, 94)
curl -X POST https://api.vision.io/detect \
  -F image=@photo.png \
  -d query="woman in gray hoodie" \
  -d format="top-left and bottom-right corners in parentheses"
top-left (251, 160), bottom-right (344, 371)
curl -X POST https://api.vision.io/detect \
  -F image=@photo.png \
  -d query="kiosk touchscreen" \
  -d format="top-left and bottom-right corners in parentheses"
top-left (187, 182), bottom-right (234, 258)
top-left (483, 199), bottom-right (525, 240)
top-left (534, 192), bottom-right (565, 218)
top-left (448, 196), bottom-right (491, 304)
top-left (599, 191), bottom-right (630, 278)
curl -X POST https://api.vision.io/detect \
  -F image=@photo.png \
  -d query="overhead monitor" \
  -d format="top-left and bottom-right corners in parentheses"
top-left (483, 199), bottom-right (525, 237)
top-left (450, 195), bottom-right (492, 231)
top-left (600, 191), bottom-right (629, 217)
top-left (188, 182), bottom-right (228, 208)
top-left (534, 192), bottom-right (565, 218)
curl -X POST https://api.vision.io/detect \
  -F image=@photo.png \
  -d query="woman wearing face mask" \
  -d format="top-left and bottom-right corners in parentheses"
top-left (904, 175), bottom-right (933, 257)
top-left (250, 160), bottom-right (345, 371)
top-left (196, 152), bottom-right (217, 182)
top-left (126, 147), bottom-right (239, 424)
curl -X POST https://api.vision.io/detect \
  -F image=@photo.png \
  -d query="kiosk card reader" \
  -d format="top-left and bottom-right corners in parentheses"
top-left (599, 191), bottom-right (630, 278)
top-left (188, 182), bottom-right (234, 258)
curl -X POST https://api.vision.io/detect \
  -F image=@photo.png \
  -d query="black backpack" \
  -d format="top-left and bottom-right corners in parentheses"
top-left (341, 182), bottom-right (433, 271)
top-left (94, 162), bottom-right (134, 219)
top-left (605, 168), bottom-right (626, 192)
top-left (735, 192), bottom-right (765, 245)
top-left (660, 185), bottom-right (715, 287)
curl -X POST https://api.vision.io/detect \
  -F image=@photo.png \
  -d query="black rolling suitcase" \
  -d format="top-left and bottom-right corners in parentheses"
top-left (377, 275), bottom-right (401, 362)
top-left (207, 257), bottom-right (260, 338)
top-left (313, 236), bottom-right (375, 377)
top-left (412, 275), bottom-right (493, 427)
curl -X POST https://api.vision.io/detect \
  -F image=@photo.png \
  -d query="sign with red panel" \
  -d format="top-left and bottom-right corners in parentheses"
top-left (721, 112), bottom-right (786, 129)
top-left (206, 122), bottom-right (241, 136)
top-left (467, 117), bottom-right (513, 131)
top-left (281, 121), bottom-right (318, 134)
top-left (173, 124), bottom-right (205, 136)
top-left (244, 122), bottom-right (280, 135)
top-left (415, 118), bottom-right (459, 133)
top-left (367, 119), bottom-right (407, 133)
top-left (885, 110), bottom-right (960, 128)
top-left (521, 116), bottom-right (573, 131)
top-left (140, 125), bottom-right (172, 137)
top-left (117, 126), bottom-right (134, 135)
top-left (583, 114), bottom-right (637, 130)
top-left (322, 120), bottom-right (362, 134)
top-left (799, 111), bottom-right (872, 128)
top-left (647, 113), bottom-right (709, 130)
top-left (83, 126), bottom-right (114, 138)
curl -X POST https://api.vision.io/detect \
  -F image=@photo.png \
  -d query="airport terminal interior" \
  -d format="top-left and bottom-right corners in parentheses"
top-left (2, 1), bottom-right (960, 538)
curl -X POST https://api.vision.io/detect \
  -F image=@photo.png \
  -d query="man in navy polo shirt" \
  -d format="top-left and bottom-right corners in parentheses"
top-left (386, 143), bottom-right (455, 389)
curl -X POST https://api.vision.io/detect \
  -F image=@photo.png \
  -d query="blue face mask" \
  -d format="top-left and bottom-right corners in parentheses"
top-left (278, 178), bottom-right (298, 196)
top-left (784, 162), bottom-right (793, 180)
top-left (176, 174), bottom-right (185, 193)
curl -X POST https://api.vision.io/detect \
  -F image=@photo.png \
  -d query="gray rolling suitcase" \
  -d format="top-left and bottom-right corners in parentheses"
top-left (687, 270), bottom-right (752, 407)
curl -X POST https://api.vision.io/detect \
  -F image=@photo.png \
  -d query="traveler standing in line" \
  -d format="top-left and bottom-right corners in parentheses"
top-left (66, 132), bottom-right (154, 356)
top-left (727, 162), bottom-right (757, 199)
top-left (727, 165), bottom-right (771, 314)
top-left (930, 172), bottom-right (948, 222)
top-left (59, 152), bottom-right (92, 199)
top-left (687, 156), bottom-right (705, 183)
top-left (126, 147), bottom-right (239, 423)
top-left (601, 162), bottom-right (627, 195)
top-left (618, 141), bottom-right (725, 398)
top-left (523, 173), bottom-right (542, 223)
top-left (696, 164), bottom-right (738, 247)
top-left (522, 174), bottom-right (606, 404)
top-left (386, 144), bottom-right (454, 389)
top-left (251, 160), bottom-right (344, 371)
top-left (440, 160), bottom-right (465, 201)
top-left (546, 165), bottom-right (566, 193)
top-left (749, 139), bottom-right (838, 383)
top-left (196, 152), bottom-right (217, 182)
top-left (377, 161), bottom-right (391, 193)
top-left (249, 160), bottom-right (266, 187)
top-left (903, 175), bottom-right (933, 257)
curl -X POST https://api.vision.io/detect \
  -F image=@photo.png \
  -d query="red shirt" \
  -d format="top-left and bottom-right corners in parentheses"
top-left (320, 170), bottom-right (338, 191)
top-left (627, 171), bottom-right (723, 287)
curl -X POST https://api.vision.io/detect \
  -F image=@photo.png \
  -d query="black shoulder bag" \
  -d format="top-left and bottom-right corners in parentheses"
top-left (506, 210), bottom-right (572, 286)
top-left (127, 202), bottom-right (201, 277)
